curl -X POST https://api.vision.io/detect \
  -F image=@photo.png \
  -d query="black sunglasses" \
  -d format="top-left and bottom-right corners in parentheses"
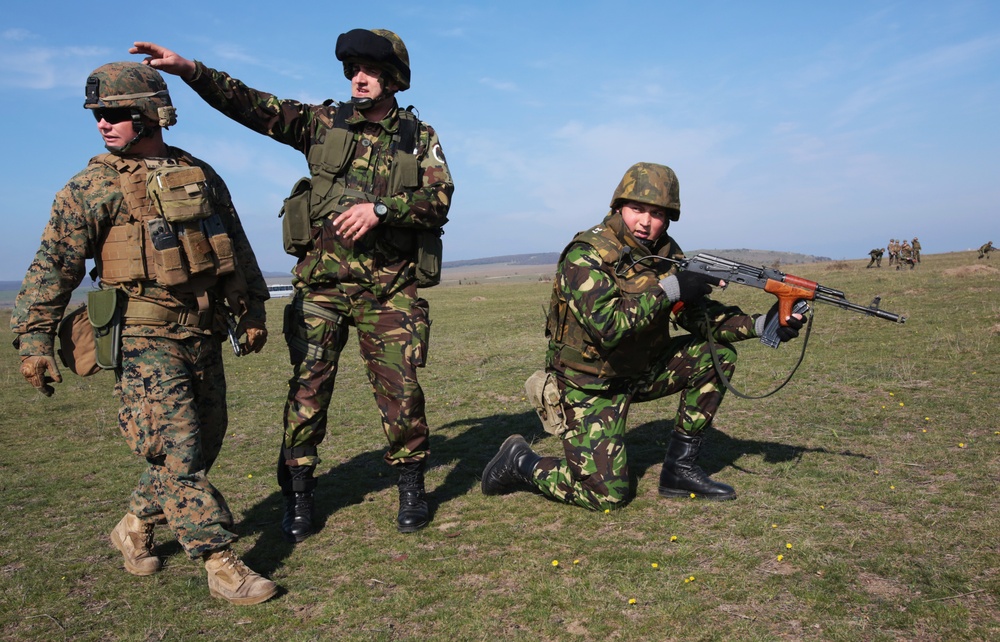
top-left (92, 108), bottom-right (134, 124)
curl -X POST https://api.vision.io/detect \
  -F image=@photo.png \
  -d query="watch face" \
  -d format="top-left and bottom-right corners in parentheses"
top-left (375, 203), bottom-right (388, 218)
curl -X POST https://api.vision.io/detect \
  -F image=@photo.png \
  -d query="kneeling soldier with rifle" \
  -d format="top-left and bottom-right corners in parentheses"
top-left (481, 162), bottom-right (806, 509)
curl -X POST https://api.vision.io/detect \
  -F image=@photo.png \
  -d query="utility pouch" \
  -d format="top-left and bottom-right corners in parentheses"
top-left (146, 218), bottom-right (189, 286)
top-left (414, 229), bottom-right (444, 288)
top-left (147, 165), bottom-right (213, 223)
top-left (280, 177), bottom-right (314, 258)
top-left (202, 213), bottom-right (236, 275)
top-left (525, 370), bottom-right (569, 436)
top-left (87, 289), bottom-right (122, 371)
top-left (57, 304), bottom-right (100, 377)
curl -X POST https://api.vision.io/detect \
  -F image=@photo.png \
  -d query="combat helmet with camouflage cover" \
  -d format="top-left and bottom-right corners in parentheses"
top-left (335, 28), bottom-right (411, 92)
top-left (610, 162), bottom-right (681, 221)
top-left (84, 62), bottom-right (176, 127)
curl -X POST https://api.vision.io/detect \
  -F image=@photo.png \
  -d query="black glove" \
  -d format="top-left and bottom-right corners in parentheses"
top-left (675, 271), bottom-right (717, 304)
top-left (763, 302), bottom-right (805, 343)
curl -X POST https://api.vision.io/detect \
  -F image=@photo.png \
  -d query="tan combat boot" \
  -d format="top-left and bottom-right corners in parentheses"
top-left (204, 548), bottom-right (278, 605)
top-left (110, 513), bottom-right (162, 576)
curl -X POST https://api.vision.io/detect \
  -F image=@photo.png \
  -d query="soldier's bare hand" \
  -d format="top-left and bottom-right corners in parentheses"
top-left (130, 42), bottom-right (197, 81)
top-left (20, 355), bottom-right (62, 397)
top-left (333, 203), bottom-right (379, 247)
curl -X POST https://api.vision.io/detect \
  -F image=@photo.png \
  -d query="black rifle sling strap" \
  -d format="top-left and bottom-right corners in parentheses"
top-left (703, 307), bottom-right (814, 400)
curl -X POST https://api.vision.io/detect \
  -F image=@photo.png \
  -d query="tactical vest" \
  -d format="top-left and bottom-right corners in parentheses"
top-left (306, 104), bottom-right (421, 221)
top-left (93, 152), bottom-right (237, 292)
top-left (546, 220), bottom-right (677, 379)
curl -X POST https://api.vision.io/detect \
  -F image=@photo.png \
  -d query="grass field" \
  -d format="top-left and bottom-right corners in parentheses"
top-left (1, 251), bottom-right (997, 641)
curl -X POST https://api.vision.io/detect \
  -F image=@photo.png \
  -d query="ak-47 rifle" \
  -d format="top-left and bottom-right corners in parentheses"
top-left (658, 253), bottom-right (905, 346)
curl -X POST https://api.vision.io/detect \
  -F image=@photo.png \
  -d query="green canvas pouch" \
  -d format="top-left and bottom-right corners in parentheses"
top-left (280, 177), bottom-right (314, 258)
top-left (87, 289), bottom-right (122, 370)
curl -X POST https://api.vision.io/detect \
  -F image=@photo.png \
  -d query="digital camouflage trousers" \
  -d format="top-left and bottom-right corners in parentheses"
top-left (117, 334), bottom-right (236, 558)
top-left (533, 335), bottom-right (737, 511)
top-left (281, 284), bottom-right (431, 470)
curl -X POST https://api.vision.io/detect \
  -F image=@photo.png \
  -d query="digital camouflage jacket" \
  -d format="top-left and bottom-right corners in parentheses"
top-left (545, 212), bottom-right (759, 391)
top-left (185, 62), bottom-right (454, 298)
top-left (11, 147), bottom-right (268, 358)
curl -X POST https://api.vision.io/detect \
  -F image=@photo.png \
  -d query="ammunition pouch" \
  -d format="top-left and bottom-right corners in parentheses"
top-left (280, 177), bottom-right (314, 258)
top-left (57, 304), bottom-right (100, 377)
top-left (87, 289), bottom-right (123, 371)
top-left (414, 230), bottom-right (443, 288)
top-left (283, 296), bottom-right (350, 364)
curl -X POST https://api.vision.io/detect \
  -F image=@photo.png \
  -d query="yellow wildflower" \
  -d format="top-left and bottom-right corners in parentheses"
top-left (551, 560), bottom-right (559, 567)
top-left (777, 554), bottom-right (784, 562)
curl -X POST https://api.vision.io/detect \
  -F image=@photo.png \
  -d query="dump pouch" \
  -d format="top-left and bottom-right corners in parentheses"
top-left (414, 229), bottom-right (444, 288)
top-left (57, 304), bottom-right (100, 377)
top-left (146, 165), bottom-right (213, 223)
top-left (87, 289), bottom-right (122, 370)
top-left (280, 177), bottom-right (314, 258)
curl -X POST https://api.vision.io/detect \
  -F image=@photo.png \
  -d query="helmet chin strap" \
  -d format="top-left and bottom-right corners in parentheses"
top-left (351, 76), bottom-right (394, 111)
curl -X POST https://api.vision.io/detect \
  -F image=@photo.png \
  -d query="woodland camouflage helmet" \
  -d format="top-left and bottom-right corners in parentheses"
top-left (610, 162), bottom-right (681, 221)
top-left (335, 28), bottom-right (411, 91)
top-left (84, 62), bottom-right (176, 127)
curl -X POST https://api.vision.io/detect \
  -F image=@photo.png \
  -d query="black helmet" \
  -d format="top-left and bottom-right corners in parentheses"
top-left (335, 28), bottom-right (410, 91)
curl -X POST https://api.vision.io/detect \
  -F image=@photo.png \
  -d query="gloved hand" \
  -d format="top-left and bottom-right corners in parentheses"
top-left (20, 355), bottom-right (62, 397)
top-left (236, 318), bottom-right (267, 354)
top-left (659, 271), bottom-right (721, 304)
top-left (762, 302), bottom-right (805, 343)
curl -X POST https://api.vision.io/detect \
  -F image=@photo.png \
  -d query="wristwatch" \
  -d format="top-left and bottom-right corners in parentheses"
top-left (373, 201), bottom-right (389, 222)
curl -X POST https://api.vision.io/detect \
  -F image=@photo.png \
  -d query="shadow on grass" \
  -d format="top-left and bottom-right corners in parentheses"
top-left (623, 419), bottom-right (871, 481)
top-left (234, 409), bottom-right (546, 574)
top-left (233, 410), bottom-right (870, 573)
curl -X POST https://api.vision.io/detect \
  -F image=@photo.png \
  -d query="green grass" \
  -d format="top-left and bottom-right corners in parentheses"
top-left (1, 251), bottom-right (998, 641)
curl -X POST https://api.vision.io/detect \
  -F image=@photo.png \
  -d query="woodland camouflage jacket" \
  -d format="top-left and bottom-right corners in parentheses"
top-left (185, 62), bottom-right (454, 298)
top-left (545, 212), bottom-right (759, 390)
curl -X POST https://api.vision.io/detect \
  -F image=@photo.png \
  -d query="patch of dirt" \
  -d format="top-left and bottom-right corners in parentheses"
top-left (942, 265), bottom-right (1000, 277)
top-left (857, 571), bottom-right (909, 599)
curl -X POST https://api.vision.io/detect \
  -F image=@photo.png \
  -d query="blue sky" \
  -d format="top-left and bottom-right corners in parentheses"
top-left (2, 1), bottom-right (998, 280)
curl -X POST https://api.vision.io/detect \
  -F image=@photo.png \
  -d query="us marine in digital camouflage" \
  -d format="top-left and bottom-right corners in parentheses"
top-left (132, 30), bottom-right (454, 540)
top-left (481, 163), bottom-right (803, 511)
top-left (10, 62), bottom-right (276, 605)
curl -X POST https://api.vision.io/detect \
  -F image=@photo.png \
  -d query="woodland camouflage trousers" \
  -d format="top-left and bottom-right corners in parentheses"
top-left (117, 334), bottom-right (236, 558)
top-left (533, 335), bottom-right (737, 511)
top-left (281, 284), bottom-right (431, 469)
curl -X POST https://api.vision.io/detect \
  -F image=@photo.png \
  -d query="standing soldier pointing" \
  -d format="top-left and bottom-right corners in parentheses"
top-left (132, 31), bottom-right (454, 540)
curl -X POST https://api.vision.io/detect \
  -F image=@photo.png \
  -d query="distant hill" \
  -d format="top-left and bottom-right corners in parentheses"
top-left (443, 249), bottom-right (830, 269)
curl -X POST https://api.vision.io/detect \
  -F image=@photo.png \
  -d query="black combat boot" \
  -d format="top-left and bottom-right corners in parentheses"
top-left (658, 430), bottom-right (736, 501)
top-left (481, 434), bottom-right (543, 495)
top-left (278, 447), bottom-right (318, 542)
top-left (396, 461), bottom-right (430, 533)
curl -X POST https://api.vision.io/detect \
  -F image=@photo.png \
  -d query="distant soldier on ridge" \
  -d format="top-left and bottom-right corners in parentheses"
top-left (866, 248), bottom-right (884, 268)
top-left (978, 241), bottom-right (994, 259)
